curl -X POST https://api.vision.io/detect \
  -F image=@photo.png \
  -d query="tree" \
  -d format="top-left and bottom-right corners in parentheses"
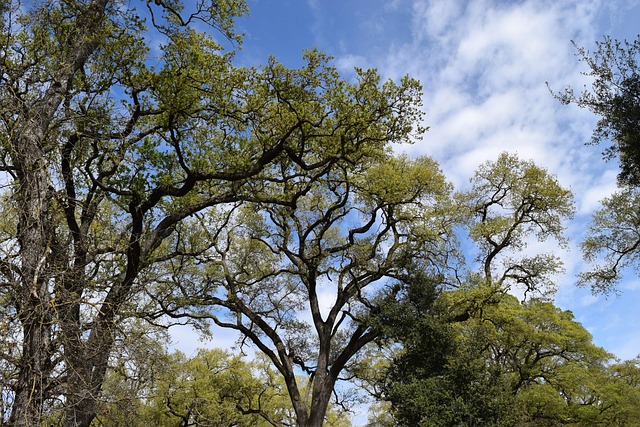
top-left (370, 274), bottom-right (517, 427)
top-left (579, 188), bottom-right (640, 293)
top-left (363, 153), bottom-right (575, 426)
top-left (460, 152), bottom-right (574, 298)
top-left (151, 153), bottom-right (455, 427)
top-left (555, 36), bottom-right (640, 294)
top-left (554, 36), bottom-right (640, 294)
top-left (458, 298), bottom-right (640, 426)
top-left (376, 292), bottom-right (629, 427)
top-left (95, 346), bottom-right (352, 427)
top-left (0, 2), bottom-right (249, 423)
top-left (555, 36), bottom-right (640, 187)
top-left (0, 1), bottom-right (425, 426)
top-left (596, 357), bottom-right (640, 425)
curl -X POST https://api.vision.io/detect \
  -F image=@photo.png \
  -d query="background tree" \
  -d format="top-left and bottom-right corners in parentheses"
top-left (369, 273), bottom-right (517, 427)
top-left (95, 347), bottom-right (352, 427)
top-left (459, 152), bottom-right (574, 298)
top-left (555, 35), bottom-right (640, 294)
top-left (362, 153), bottom-right (575, 426)
top-left (72, 331), bottom-right (352, 427)
top-left (555, 35), bottom-right (640, 187)
top-left (374, 290), bottom-right (640, 427)
top-left (0, 1), bottom-right (425, 426)
top-left (597, 357), bottom-right (640, 425)
top-left (579, 188), bottom-right (640, 293)
top-left (470, 296), bottom-right (611, 426)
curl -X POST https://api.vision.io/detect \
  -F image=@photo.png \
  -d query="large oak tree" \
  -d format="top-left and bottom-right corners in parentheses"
top-left (152, 154), bottom-right (455, 427)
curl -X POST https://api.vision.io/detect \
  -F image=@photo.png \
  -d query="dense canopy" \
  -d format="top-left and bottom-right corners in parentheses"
top-left (0, 1), bottom-right (639, 427)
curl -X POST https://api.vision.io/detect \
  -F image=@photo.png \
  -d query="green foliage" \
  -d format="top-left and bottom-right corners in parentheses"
top-left (94, 345), bottom-right (352, 427)
top-left (458, 152), bottom-right (574, 297)
top-left (0, 0), bottom-right (427, 425)
top-left (361, 153), bottom-right (611, 427)
top-left (555, 36), bottom-right (640, 187)
top-left (374, 285), bottom-right (515, 427)
top-left (375, 291), bottom-right (637, 427)
top-left (159, 151), bottom-right (456, 427)
top-left (557, 35), bottom-right (640, 295)
top-left (580, 188), bottom-right (640, 294)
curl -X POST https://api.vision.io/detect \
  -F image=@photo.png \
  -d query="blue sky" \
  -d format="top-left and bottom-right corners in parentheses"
top-left (170, 0), bottom-right (640, 423)
top-left (225, 0), bottom-right (640, 363)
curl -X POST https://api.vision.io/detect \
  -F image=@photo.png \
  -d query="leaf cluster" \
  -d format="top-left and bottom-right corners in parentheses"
top-left (555, 36), bottom-right (640, 187)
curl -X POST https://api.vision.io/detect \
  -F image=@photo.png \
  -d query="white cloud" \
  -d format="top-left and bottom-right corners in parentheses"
top-left (335, 53), bottom-right (371, 73)
top-left (411, 0), bottom-right (463, 42)
top-left (578, 173), bottom-right (618, 214)
top-left (379, 0), bottom-right (607, 211)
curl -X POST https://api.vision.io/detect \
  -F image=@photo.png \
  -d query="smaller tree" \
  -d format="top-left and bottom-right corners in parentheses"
top-left (555, 35), bottom-right (640, 295)
top-left (459, 152), bottom-right (574, 298)
top-left (362, 153), bottom-right (575, 426)
top-left (376, 292), bottom-right (621, 427)
top-left (95, 345), bottom-right (352, 427)
top-left (554, 36), bottom-right (640, 187)
top-left (142, 349), bottom-right (270, 427)
top-left (580, 188), bottom-right (640, 293)
top-left (597, 357), bottom-right (640, 425)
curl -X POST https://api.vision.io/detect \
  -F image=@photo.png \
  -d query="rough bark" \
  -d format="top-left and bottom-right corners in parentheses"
top-left (7, 2), bottom-right (111, 424)
top-left (9, 128), bottom-right (54, 427)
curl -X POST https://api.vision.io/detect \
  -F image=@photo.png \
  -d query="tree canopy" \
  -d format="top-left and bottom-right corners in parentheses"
top-left (555, 35), bottom-right (640, 187)
top-left (1, 2), bottom-right (638, 427)
top-left (93, 345), bottom-right (352, 427)
top-left (359, 153), bottom-right (579, 426)
top-left (0, 1), bottom-right (424, 426)
top-left (370, 289), bottom-right (640, 427)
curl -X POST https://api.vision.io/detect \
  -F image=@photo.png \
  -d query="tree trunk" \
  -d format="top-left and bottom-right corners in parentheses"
top-left (302, 329), bottom-right (334, 427)
top-left (7, 3), bottom-right (110, 423)
top-left (10, 304), bottom-right (52, 426)
top-left (60, 302), bottom-right (98, 427)
top-left (62, 369), bottom-right (101, 427)
top-left (306, 385), bottom-right (333, 427)
top-left (9, 130), bottom-right (54, 426)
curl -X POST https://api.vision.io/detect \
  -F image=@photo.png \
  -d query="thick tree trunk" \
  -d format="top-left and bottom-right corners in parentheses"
top-left (63, 367), bottom-right (101, 427)
top-left (307, 384), bottom-right (333, 427)
top-left (9, 131), bottom-right (54, 426)
top-left (306, 351), bottom-right (333, 427)
top-left (6, 3), bottom-right (110, 423)
top-left (10, 304), bottom-right (52, 426)
top-left (289, 366), bottom-right (334, 427)
top-left (294, 327), bottom-right (335, 427)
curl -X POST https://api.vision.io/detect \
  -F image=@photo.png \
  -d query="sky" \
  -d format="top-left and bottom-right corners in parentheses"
top-left (170, 0), bottom-right (640, 423)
